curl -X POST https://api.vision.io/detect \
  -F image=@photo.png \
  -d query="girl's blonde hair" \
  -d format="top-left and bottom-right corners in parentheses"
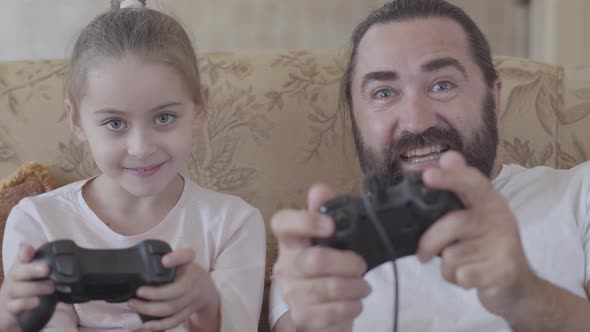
top-left (66, 4), bottom-right (203, 110)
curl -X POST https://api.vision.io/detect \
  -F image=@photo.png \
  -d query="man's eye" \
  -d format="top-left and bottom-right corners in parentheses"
top-left (432, 81), bottom-right (454, 92)
top-left (373, 89), bottom-right (394, 99)
top-left (105, 119), bottom-right (126, 131)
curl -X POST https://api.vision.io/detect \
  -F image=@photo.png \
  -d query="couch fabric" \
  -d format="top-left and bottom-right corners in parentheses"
top-left (1, 51), bottom-right (590, 331)
top-left (0, 162), bottom-right (55, 281)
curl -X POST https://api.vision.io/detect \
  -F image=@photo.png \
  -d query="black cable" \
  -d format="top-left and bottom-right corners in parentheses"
top-left (361, 194), bottom-right (399, 332)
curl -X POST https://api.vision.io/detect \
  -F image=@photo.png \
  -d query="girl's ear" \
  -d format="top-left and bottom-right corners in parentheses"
top-left (193, 87), bottom-right (209, 128)
top-left (65, 100), bottom-right (87, 141)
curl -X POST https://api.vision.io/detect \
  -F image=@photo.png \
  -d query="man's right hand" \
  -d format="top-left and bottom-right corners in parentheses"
top-left (271, 183), bottom-right (372, 332)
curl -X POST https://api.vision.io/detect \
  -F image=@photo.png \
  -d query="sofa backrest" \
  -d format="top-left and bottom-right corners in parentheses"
top-left (1, 51), bottom-right (590, 331)
top-left (2, 52), bottom-right (590, 233)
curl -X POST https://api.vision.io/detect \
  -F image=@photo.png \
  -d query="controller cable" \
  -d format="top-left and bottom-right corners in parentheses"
top-left (361, 193), bottom-right (399, 332)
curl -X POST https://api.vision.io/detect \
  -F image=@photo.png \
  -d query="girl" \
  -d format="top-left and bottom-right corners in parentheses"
top-left (0, 0), bottom-right (265, 331)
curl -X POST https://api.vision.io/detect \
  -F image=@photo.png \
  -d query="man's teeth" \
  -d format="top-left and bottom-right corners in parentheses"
top-left (408, 154), bottom-right (440, 163)
top-left (403, 145), bottom-right (445, 158)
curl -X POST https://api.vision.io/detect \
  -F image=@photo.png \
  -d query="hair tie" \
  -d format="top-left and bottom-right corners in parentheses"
top-left (120, 0), bottom-right (144, 9)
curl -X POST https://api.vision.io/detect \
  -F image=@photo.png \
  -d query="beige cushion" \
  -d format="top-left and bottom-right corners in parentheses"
top-left (0, 162), bottom-right (55, 283)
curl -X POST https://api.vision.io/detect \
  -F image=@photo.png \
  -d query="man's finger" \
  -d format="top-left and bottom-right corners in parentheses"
top-left (438, 239), bottom-right (488, 284)
top-left (417, 210), bottom-right (482, 261)
top-left (308, 183), bottom-right (335, 212)
top-left (454, 260), bottom-right (498, 290)
top-left (289, 300), bottom-right (363, 331)
top-left (438, 150), bottom-right (467, 169)
top-left (297, 247), bottom-right (367, 277)
top-left (423, 152), bottom-right (494, 207)
top-left (273, 246), bottom-right (367, 279)
top-left (271, 209), bottom-right (334, 250)
top-left (282, 277), bottom-right (371, 305)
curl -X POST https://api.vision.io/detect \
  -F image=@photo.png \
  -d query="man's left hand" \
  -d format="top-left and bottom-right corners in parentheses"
top-left (417, 151), bottom-right (541, 320)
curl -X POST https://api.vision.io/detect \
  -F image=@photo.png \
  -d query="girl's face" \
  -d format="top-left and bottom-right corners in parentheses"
top-left (68, 55), bottom-right (203, 197)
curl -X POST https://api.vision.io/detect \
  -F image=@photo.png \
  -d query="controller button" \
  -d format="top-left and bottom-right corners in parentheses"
top-left (55, 256), bottom-right (75, 277)
top-left (148, 242), bottom-right (167, 255)
top-left (56, 285), bottom-right (72, 293)
top-left (333, 215), bottom-right (350, 229)
top-left (52, 242), bottom-right (74, 255)
top-left (421, 187), bottom-right (438, 204)
top-left (337, 220), bottom-right (350, 229)
top-left (152, 255), bottom-right (167, 276)
top-left (409, 173), bottom-right (422, 184)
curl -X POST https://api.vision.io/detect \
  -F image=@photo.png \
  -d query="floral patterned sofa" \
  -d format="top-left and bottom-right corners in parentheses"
top-left (1, 51), bottom-right (590, 331)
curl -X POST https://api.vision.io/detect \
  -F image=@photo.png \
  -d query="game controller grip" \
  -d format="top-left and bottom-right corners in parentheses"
top-left (139, 313), bottom-right (166, 322)
top-left (18, 293), bottom-right (59, 332)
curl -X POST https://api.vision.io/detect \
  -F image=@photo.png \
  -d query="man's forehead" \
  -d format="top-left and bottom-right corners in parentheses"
top-left (355, 17), bottom-right (472, 73)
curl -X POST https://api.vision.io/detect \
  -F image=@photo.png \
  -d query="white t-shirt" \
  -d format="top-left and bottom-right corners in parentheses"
top-left (269, 163), bottom-right (590, 331)
top-left (3, 177), bottom-right (266, 332)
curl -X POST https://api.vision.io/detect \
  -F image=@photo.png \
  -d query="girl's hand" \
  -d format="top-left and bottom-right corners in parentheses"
top-left (129, 248), bottom-right (220, 331)
top-left (0, 243), bottom-right (55, 332)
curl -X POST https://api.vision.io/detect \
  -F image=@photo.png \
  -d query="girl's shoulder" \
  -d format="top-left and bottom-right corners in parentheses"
top-left (17, 178), bottom-right (90, 211)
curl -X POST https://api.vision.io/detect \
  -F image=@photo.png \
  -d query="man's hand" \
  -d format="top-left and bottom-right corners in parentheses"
top-left (271, 184), bottom-right (371, 332)
top-left (418, 151), bottom-right (540, 321)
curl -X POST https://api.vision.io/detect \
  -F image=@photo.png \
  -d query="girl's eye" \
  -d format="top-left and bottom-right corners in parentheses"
top-left (432, 81), bottom-right (455, 92)
top-left (105, 119), bottom-right (126, 131)
top-left (155, 114), bottom-right (176, 125)
top-left (373, 89), bottom-right (395, 99)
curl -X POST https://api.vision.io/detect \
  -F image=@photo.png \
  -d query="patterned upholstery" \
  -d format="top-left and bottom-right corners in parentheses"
top-left (1, 51), bottom-right (590, 331)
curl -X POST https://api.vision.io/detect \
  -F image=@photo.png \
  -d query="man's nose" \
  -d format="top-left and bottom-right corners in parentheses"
top-left (398, 94), bottom-right (438, 134)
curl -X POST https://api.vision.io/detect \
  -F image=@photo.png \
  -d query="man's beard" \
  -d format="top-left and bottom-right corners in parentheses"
top-left (351, 92), bottom-right (499, 187)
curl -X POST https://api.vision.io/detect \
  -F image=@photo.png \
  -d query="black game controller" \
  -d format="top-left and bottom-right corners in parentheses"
top-left (18, 239), bottom-right (176, 332)
top-left (313, 172), bottom-right (464, 272)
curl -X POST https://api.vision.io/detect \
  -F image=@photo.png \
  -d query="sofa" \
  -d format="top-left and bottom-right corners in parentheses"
top-left (1, 51), bottom-right (590, 331)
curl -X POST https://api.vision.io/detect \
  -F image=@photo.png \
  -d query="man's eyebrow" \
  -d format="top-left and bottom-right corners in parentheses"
top-left (360, 71), bottom-right (399, 95)
top-left (421, 57), bottom-right (468, 78)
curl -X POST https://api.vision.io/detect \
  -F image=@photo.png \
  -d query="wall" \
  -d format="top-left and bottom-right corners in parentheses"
top-left (0, 0), bottom-right (527, 62)
top-left (529, 0), bottom-right (590, 65)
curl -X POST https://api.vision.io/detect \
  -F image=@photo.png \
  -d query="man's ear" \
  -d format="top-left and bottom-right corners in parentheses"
top-left (65, 100), bottom-right (87, 141)
top-left (193, 87), bottom-right (209, 128)
top-left (493, 79), bottom-right (502, 117)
